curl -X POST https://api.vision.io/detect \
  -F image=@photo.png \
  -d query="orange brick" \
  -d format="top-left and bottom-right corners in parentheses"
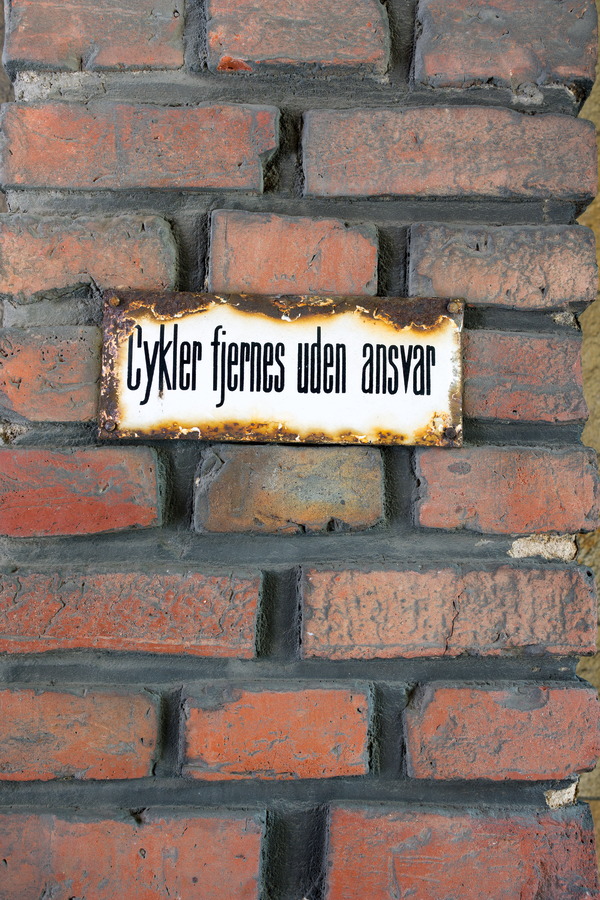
top-left (0, 215), bottom-right (178, 299)
top-left (184, 687), bottom-right (370, 779)
top-left (0, 327), bottom-right (100, 422)
top-left (404, 684), bottom-right (600, 779)
top-left (1, 103), bottom-right (279, 191)
top-left (0, 447), bottom-right (162, 537)
top-left (206, 0), bottom-right (389, 74)
top-left (207, 210), bottom-right (378, 295)
top-left (414, 446), bottom-right (599, 534)
top-left (0, 812), bottom-right (264, 898)
top-left (0, 571), bottom-right (260, 656)
top-left (0, 689), bottom-right (158, 780)
top-left (303, 107), bottom-right (596, 200)
top-left (326, 806), bottom-right (598, 899)
top-left (5, 0), bottom-right (184, 70)
top-left (463, 331), bottom-right (586, 422)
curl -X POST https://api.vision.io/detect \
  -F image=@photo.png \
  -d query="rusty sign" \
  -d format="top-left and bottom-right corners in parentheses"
top-left (99, 291), bottom-right (463, 446)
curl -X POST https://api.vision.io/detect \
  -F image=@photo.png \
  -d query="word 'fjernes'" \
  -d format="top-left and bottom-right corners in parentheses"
top-left (126, 324), bottom-right (437, 408)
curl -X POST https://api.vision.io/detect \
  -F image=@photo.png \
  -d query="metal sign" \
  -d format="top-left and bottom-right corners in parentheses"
top-left (99, 291), bottom-right (463, 446)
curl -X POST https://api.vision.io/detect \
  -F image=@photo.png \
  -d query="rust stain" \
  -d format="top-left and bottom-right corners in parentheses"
top-left (107, 290), bottom-right (460, 330)
top-left (99, 290), bottom-right (463, 447)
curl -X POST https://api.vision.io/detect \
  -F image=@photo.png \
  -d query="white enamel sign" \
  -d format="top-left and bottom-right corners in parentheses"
top-left (99, 292), bottom-right (463, 446)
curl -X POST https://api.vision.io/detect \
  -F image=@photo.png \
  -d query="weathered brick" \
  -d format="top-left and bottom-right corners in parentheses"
top-left (326, 806), bottom-right (599, 899)
top-left (303, 107), bottom-right (596, 200)
top-left (207, 210), bottom-right (378, 296)
top-left (0, 447), bottom-right (162, 537)
top-left (0, 327), bottom-right (100, 422)
top-left (0, 812), bottom-right (264, 898)
top-left (0, 571), bottom-right (260, 655)
top-left (408, 224), bottom-right (597, 309)
top-left (0, 103), bottom-right (279, 191)
top-left (184, 687), bottom-right (370, 779)
top-left (463, 331), bottom-right (586, 422)
top-left (301, 565), bottom-right (596, 658)
top-left (0, 215), bottom-right (178, 300)
top-left (404, 683), bottom-right (600, 780)
top-left (5, 0), bottom-right (184, 71)
top-left (414, 446), bottom-right (600, 534)
top-left (206, 0), bottom-right (389, 74)
top-left (194, 445), bottom-right (384, 534)
top-left (0, 689), bottom-right (158, 780)
top-left (415, 0), bottom-right (598, 88)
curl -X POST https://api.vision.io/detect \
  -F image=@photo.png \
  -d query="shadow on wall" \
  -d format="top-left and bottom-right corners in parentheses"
top-left (0, 12), bottom-right (10, 96)
top-left (566, 0), bottom-right (600, 856)
top-left (578, 179), bottom-right (600, 830)
top-left (0, 2), bottom-right (12, 211)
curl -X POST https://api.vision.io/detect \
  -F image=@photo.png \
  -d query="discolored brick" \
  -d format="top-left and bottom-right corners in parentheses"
top-left (301, 565), bottom-right (597, 658)
top-left (415, 0), bottom-right (598, 88)
top-left (408, 224), bottom-right (597, 309)
top-left (194, 444), bottom-right (384, 534)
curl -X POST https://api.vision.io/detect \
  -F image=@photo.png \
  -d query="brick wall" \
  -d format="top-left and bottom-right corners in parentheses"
top-left (0, 1), bottom-right (599, 896)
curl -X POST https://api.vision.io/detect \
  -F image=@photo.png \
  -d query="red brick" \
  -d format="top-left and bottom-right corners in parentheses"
top-left (0, 215), bottom-right (178, 300)
top-left (0, 689), bottom-right (158, 780)
top-left (463, 331), bottom-right (586, 422)
top-left (415, 0), bottom-right (598, 88)
top-left (194, 445), bottom-right (384, 534)
top-left (184, 687), bottom-right (370, 780)
top-left (404, 683), bottom-right (600, 780)
top-left (207, 210), bottom-right (378, 296)
top-left (206, 0), bottom-right (389, 74)
top-left (0, 447), bottom-right (162, 537)
top-left (0, 103), bottom-right (279, 191)
top-left (408, 224), bottom-right (597, 309)
top-left (5, 0), bottom-right (184, 71)
top-left (0, 327), bottom-right (100, 422)
top-left (414, 446), bottom-right (600, 534)
top-left (326, 806), bottom-right (599, 899)
top-left (0, 812), bottom-right (264, 898)
top-left (303, 107), bottom-right (596, 200)
top-left (0, 571), bottom-right (260, 655)
top-left (301, 565), bottom-right (596, 659)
